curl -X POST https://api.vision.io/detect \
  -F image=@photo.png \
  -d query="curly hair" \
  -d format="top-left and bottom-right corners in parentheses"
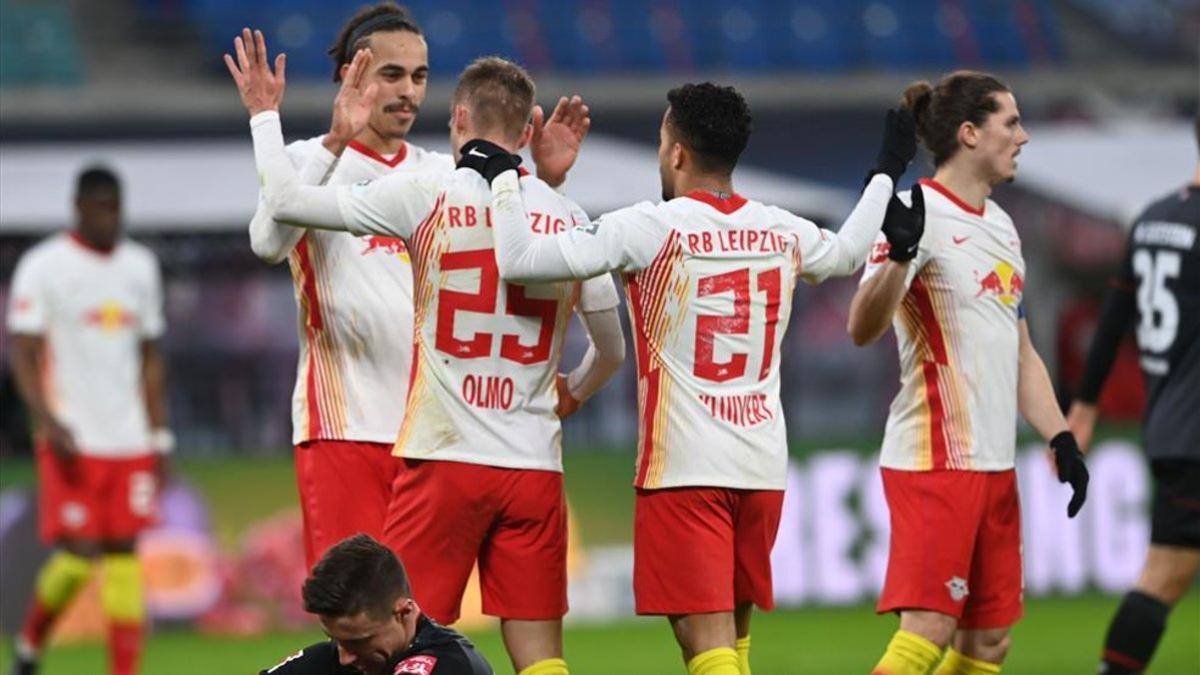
top-left (900, 71), bottom-right (1010, 167)
top-left (328, 2), bottom-right (421, 83)
top-left (665, 83), bottom-right (753, 175)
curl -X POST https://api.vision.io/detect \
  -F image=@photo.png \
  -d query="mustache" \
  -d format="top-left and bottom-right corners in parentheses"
top-left (383, 100), bottom-right (420, 114)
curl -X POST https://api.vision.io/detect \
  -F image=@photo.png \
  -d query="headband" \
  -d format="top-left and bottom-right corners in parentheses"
top-left (344, 14), bottom-right (412, 63)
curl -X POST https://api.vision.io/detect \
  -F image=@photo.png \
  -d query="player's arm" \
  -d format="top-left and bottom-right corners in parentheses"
top-left (1018, 317), bottom-right (1089, 517)
top-left (846, 183), bottom-right (927, 345)
top-left (248, 142), bottom-right (338, 263)
top-left (139, 256), bottom-right (173, 458)
top-left (558, 275), bottom-right (625, 418)
top-left (7, 255), bottom-right (77, 458)
top-left (529, 95), bottom-right (590, 188)
top-left (1067, 239), bottom-right (1138, 450)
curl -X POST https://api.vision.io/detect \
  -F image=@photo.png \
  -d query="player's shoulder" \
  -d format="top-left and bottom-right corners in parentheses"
top-left (259, 641), bottom-right (344, 675)
top-left (1136, 185), bottom-right (1200, 225)
top-left (404, 143), bottom-right (455, 173)
top-left (286, 135), bottom-right (326, 162)
top-left (597, 199), bottom-right (668, 229)
top-left (983, 198), bottom-right (1015, 227)
top-left (399, 617), bottom-right (492, 674)
top-left (16, 234), bottom-right (68, 265)
top-left (758, 202), bottom-right (819, 234)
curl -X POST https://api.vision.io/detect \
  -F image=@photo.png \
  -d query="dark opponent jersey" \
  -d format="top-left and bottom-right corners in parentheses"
top-left (260, 615), bottom-right (492, 675)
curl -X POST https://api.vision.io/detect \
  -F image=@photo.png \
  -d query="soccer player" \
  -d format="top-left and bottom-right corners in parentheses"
top-left (476, 83), bottom-right (917, 675)
top-left (237, 3), bottom-right (582, 569)
top-left (260, 535), bottom-right (492, 675)
top-left (8, 167), bottom-right (172, 675)
top-left (229, 34), bottom-right (624, 675)
top-left (847, 71), bottom-right (1090, 674)
top-left (1067, 117), bottom-right (1200, 674)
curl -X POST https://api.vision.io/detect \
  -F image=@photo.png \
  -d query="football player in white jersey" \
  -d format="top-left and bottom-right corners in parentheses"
top-left (229, 34), bottom-right (623, 675)
top-left (8, 167), bottom-right (172, 675)
top-left (476, 83), bottom-right (917, 675)
top-left (232, 3), bottom-right (582, 570)
top-left (847, 71), bottom-right (1089, 675)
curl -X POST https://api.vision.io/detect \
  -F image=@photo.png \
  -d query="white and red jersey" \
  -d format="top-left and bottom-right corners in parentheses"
top-left (6, 233), bottom-right (164, 457)
top-left (253, 136), bottom-right (454, 445)
top-left (861, 178), bottom-right (1027, 472)
top-left (489, 172), bottom-right (892, 490)
top-left (328, 167), bottom-right (619, 472)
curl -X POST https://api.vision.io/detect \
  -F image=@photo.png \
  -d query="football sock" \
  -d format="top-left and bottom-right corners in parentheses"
top-left (735, 635), bottom-right (751, 675)
top-left (687, 647), bottom-right (740, 675)
top-left (872, 630), bottom-right (943, 675)
top-left (1100, 591), bottom-right (1169, 674)
top-left (20, 550), bottom-right (94, 649)
top-left (933, 648), bottom-right (1001, 674)
top-left (102, 554), bottom-right (145, 675)
top-left (517, 658), bottom-right (568, 675)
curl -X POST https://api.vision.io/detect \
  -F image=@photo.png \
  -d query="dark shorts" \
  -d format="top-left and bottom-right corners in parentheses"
top-left (1150, 460), bottom-right (1200, 549)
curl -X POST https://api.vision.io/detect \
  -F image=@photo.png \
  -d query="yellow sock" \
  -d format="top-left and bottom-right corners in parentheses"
top-left (735, 635), bottom-right (751, 675)
top-left (932, 648), bottom-right (1001, 674)
top-left (872, 630), bottom-right (943, 675)
top-left (101, 554), bottom-right (144, 623)
top-left (35, 550), bottom-right (93, 611)
top-left (517, 657), bottom-right (569, 675)
top-left (687, 647), bottom-right (740, 675)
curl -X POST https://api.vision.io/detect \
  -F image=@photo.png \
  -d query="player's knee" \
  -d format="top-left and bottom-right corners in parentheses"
top-left (1137, 551), bottom-right (1200, 605)
top-left (961, 629), bottom-right (1010, 663)
top-left (59, 538), bottom-right (101, 559)
top-left (899, 611), bottom-right (956, 648)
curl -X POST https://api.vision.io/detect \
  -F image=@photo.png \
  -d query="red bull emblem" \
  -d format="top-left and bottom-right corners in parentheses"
top-left (362, 235), bottom-right (409, 259)
top-left (82, 301), bottom-right (135, 332)
top-left (975, 261), bottom-right (1023, 307)
top-left (394, 655), bottom-right (437, 674)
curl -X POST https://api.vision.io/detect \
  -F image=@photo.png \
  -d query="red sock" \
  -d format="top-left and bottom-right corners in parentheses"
top-left (19, 598), bottom-right (57, 651)
top-left (108, 622), bottom-right (143, 675)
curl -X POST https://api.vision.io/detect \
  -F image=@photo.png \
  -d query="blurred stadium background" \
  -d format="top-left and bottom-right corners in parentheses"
top-left (0, 0), bottom-right (1197, 672)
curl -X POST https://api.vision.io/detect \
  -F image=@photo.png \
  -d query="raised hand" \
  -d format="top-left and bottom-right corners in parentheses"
top-left (873, 108), bottom-right (917, 185)
top-left (224, 28), bottom-right (287, 116)
top-left (882, 184), bottom-right (924, 262)
top-left (530, 95), bottom-right (591, 188)
top-left (325, 48), bottom-right (380, 154)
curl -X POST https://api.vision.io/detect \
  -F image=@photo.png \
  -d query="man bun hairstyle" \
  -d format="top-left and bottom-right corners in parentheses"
top-left (453, 56), bottom-right (536, 144)
top-left (301, 534), bottom-right (412, 620)
top-left (76, 165), bottom-right (121, 200)
top-left (665, 82), bottom-right (753, 175)
top-left (329, 2), bottom-right (422, 83)
top-left (900, 70), bottom-right (1010, 167)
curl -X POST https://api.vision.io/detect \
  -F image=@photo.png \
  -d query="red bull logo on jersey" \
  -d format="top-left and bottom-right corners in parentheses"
top-left (82, 301), bottom-right (135, 332)
top-left (975, 261), bottom-right (1023, 307)
top-left (361, 235), bottom-right (410, 260)
top-left (394, 655), bottom-right (437, 674)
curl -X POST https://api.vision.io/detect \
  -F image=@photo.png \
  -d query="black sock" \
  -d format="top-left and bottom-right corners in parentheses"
top-left (1100, 590), bottom-right (1170, 674)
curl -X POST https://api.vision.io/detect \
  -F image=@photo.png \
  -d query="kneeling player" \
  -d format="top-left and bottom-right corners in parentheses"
top-left (261, 535), bottom-right (492, 675)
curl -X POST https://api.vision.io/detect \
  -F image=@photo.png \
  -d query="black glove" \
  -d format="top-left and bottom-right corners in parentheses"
top-left (1050, 431), bottom-right (1089, 518)
top-left (872, 108), bottom-right (918, 185)
top-left (457, 139), bottom-right (521, 185)
top-left (882, 185), bottom-right (924, 262)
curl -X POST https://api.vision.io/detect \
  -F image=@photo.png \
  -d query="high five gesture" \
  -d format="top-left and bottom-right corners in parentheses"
top-left (224, 28), bottom-right (286, 116)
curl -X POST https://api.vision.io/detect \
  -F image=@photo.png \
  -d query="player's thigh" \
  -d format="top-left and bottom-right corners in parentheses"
top-left (961, 470), bottom-right (1022, 630)
top-left (478, 469), bottom-right (567, 620)
top-left (97, 454), bottom-right (160, 542)
top-left (634, 487), bottom-right (736, 616)
top-left (877, 469), bottom-right (985, 621)
top-left (732, 489), bottom-right (784, 611)
top-left (36, 443), bottom-right (103, 544)
top-left (294, 441), bottom-right (397, 551)
top-left (383, 459), bottom-right (492, 624)
top-left (1149, 459), bottom-right (1200, 550)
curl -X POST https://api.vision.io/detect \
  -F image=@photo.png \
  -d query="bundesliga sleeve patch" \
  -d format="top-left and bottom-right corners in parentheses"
top-left (394, 655), bottom-right (438, 674)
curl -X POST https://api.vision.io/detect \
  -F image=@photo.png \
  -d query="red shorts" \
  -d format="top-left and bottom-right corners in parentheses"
top-left (294, 440), bottom-right (401, 569)
top-left (634, 487), bottom-right (784, 616)
top-left (36, 442), bottom-right (159, 544)
top-left (877, 469), bottom-right (1024, 629)
top-left (382, 459), bottom-right (567, 624)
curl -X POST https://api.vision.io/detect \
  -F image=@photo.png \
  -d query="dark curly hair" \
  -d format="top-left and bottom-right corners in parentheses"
top-left (301, 535), bottom-right (412, 620)
top-left (900, 71), bottom-right (1010, 167)
top-left (665, 83), bottom-right (753, 175)
top-left (328, 2), bottom-right (422, 83)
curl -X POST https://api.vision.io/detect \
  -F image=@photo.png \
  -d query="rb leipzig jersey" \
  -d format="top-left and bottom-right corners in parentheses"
top-left (264, 137), bottom-right (453, 445)
top-left (333, 168), bottom-right (618, 472)
top-left (7, 234), bottom-right (164, 457)
top-left (548, 191), bottom-right (867, 490)
top-left (862, 179), bottom-right (1026, 471)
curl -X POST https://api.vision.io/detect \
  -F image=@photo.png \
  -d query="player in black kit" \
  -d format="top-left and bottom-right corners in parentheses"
top-left (1067, 117), bottom-right (1200, 675)
top-left (261, 535), bottom-right (492, 675)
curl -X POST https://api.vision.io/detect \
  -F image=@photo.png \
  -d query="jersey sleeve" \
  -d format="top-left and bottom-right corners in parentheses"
top-left (334, 171), bottom-right (439, 240)
top-left (248, 138), bottom-right (338, 264)
top-left (489, 170), bottom-right (667, 282)
top-left (139, 252), bottom-right (166, 339)
top-left (796, 173), bottom-right (893, 284)
top-left (7, 250), bottom-right (48, 335)
top-left (858, 189), bottom-right (931, 289)
top-left (577, 273), bottom-right (621, 313)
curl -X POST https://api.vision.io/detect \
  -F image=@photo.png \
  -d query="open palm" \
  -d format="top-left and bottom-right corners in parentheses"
top-left (223, 28), bottom-right (286, 116)
top-left (530, 95), bottom-right (591, 187)
top-left (328, 48), bottom-right (380, 146)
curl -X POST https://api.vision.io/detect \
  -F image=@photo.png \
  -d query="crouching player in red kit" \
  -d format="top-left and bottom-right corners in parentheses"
top-left (848, 71), bottom-right (1090, 674)
top-left (477, 84), bottom-right (917, 674)
top-left (8, 167), bottom-right (172, 675)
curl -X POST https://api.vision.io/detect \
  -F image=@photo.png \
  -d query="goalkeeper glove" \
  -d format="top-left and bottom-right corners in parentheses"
top-left (458, 139), bottom-right (521, 185)
top-left (1050, 431), bottom-right (1089, 518)
top-left (882, 185), bottom-right (924, 262)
